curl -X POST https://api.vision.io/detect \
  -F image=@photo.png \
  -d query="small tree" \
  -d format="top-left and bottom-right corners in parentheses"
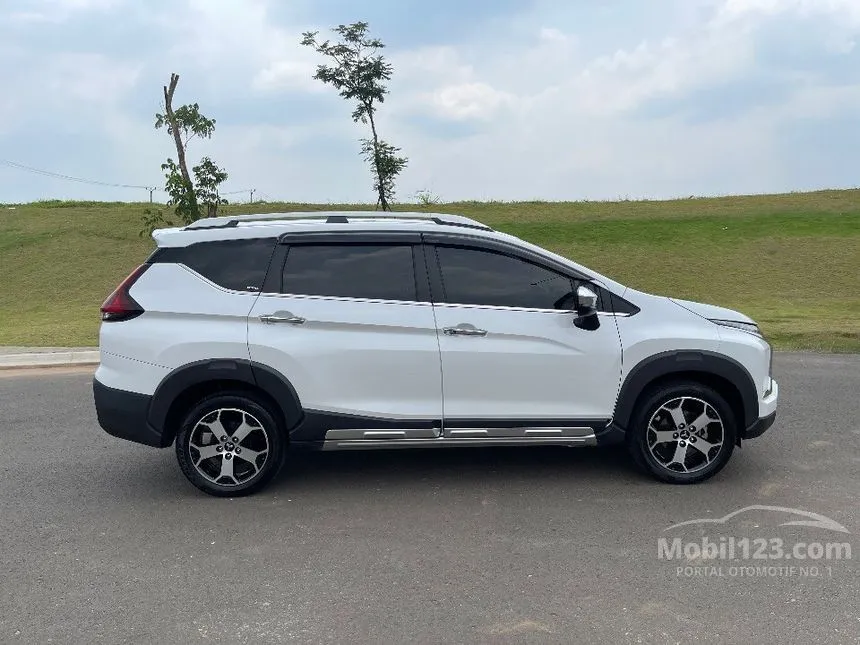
top-left (193, 157), bottom-right (229, 218)
top-left (151, 73), bottom-right (228, 227)
top-left (414, 189), bottom-right (441, 206)
top-left (158, 158), bottom-right (197, 225)
top-left (302, 22), bottom-right (407, 210)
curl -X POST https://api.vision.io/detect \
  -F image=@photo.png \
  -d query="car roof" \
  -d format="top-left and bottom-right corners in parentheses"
top-left (151, 211), bottom-right (496, 247)
top-left (150, 209), bottom-right (630, 294)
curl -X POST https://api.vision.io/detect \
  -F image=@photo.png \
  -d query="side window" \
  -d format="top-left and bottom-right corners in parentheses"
top-left (159, 238), bottom-right (277, 291)
top-left (436, 246), bottom-right (574, 309)
top-left (281, 244), bottom-right (417, 301)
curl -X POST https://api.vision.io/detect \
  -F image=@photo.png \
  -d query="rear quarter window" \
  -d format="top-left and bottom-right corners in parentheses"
top-left (151, 238), bottom-right (277, 291)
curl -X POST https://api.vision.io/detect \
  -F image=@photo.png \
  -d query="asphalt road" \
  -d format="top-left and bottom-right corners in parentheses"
top-left (1, 354), bottom-right (858, 644)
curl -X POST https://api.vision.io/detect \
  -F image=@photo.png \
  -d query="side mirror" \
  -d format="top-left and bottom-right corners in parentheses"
top-left (575, 285), bottom-right (598, 313)
top-left (553, 285), bottom-right (599, 313)
top-left (573, 285), bottom-right (600, 330)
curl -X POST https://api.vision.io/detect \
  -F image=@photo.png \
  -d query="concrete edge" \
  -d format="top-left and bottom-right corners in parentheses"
top-left (0, 351), bottom-right (100, 370)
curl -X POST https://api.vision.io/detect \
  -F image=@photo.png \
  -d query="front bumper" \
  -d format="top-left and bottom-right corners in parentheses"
top-left (93, 378), bottom-right (163, 447)
top-left (742, 379), bottom-right (778, 440)
top-left (743, 410), bottom-right (776, 439)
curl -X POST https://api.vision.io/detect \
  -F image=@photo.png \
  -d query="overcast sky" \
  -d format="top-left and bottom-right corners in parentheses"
top-left (1, 0), bottom-right (859, 204)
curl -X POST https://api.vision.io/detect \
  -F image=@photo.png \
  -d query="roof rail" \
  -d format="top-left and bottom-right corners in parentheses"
top-left (184, 210), bottom-right (491, 231)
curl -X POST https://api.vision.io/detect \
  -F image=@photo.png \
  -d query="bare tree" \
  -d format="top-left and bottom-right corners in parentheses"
top-left (153, 73), bottom-right (227, 225)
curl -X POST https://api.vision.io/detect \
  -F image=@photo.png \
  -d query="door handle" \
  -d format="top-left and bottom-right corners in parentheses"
top-left (259, 312), bottom-right (306, 325)
top-left (443, 324), bottom-right (487, 337)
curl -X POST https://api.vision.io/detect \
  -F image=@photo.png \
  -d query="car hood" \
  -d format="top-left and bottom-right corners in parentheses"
top-left (669, 297), bottom-right (755, 324)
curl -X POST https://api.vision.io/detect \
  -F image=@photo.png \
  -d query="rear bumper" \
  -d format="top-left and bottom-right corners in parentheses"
top-left (93, 378), bottom-right (163, 448)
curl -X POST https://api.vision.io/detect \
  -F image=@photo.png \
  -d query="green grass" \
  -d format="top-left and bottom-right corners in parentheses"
top-left (1, 190), bottom-right (858, 350)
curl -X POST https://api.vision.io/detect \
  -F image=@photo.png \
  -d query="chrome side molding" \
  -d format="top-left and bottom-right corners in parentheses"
top-left (444, 426), bottom-right (593, 438)
top-left (324, 428), bottom-right (441, 441)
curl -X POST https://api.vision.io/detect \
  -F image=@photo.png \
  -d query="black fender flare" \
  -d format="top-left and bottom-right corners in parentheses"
top-left (612, 350), bottom-right (758, 432)
top-left (147, 359), bottom-right (303, 446)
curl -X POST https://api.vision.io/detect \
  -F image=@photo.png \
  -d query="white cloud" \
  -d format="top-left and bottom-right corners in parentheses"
top-left (162, 0), bottom-right (320, 96)
top-left (392, 45), bottom-right (475, 86)
top-left (52, 0), bottom-right (120, 9)
top-left (538, 27), bottom-right (571, 45)
top-left (0, 44), bottom-right (140, 138)
top-left (717, 0), bottom-right (860, 24)
top-left (429, 82), bottom-right (513, 120)
top-left (4, 0), bottom-right (122, 23)
top-left (45, 53), bottom-right (141, 103)
top-left (252, 60), bottom-right (320, 92)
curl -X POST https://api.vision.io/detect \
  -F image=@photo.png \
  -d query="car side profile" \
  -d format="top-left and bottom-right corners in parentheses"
top-left (93, 211), bottom-right (778, 496)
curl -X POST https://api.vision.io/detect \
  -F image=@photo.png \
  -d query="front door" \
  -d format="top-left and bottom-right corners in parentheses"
top-left (430, 244), bottom-right (622, 435)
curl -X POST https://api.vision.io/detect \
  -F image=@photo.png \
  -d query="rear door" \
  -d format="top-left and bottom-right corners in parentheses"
top-left (428, 241), bottom-right (622, 435)
top-left (248, 233), bottom-right (443, 442)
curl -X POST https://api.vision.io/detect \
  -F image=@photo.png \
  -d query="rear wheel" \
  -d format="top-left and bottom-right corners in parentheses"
top-left (175, 392), bottom-right (285, 496)
top-left (626, 381), bottom-right (736, 484)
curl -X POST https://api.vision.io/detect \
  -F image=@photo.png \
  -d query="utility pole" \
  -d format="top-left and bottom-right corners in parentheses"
top-left (250, 188), bottom-right (255, 204)
top-left (148, 187), bottom-right (156, 203)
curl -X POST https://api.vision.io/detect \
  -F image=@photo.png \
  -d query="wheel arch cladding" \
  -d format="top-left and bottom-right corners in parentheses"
top-left (613, 350), bottom-right (757, 433)
top-left (148, 359), bottom-right (303, 447)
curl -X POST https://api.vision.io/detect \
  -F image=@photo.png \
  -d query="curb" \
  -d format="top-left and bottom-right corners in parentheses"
top-left (0, 350), bottom-right (100, 370)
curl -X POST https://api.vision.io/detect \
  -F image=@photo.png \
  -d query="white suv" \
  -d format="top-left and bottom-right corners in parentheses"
top-left (93, 211), bottom-right (778, 496)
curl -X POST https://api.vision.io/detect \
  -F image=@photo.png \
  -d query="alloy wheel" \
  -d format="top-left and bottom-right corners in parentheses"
top-left (188, 408), bottom-right (270, 487)
top-left (646, 396), bottom-right (724, 474)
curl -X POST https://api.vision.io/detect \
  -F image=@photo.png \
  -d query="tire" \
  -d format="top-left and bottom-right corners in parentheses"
top-left (175, 391), bottom-right (286, 497)
top-left (626, 380), bottom-right (736, 484)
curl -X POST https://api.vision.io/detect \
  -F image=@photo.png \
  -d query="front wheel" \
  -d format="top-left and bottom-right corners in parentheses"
top-left (626, 381), bottom-right (736, 484)
top-left (175, 392), bottom-right (285, 497)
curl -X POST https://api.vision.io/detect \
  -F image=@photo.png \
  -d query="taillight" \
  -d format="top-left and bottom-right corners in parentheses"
top-left (100, 264), bottom-right (150, 322)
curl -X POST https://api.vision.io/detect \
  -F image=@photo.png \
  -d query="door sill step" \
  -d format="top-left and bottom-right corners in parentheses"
top-left (321, 435), bottom-right (597, 450)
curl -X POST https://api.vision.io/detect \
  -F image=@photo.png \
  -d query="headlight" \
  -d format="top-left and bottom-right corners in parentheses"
top-left (710, 319), bottom-right (763, 337)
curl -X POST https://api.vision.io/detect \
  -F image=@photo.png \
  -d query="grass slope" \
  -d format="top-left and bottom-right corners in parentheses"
top-left (0, 191), bottom-right (858, 350)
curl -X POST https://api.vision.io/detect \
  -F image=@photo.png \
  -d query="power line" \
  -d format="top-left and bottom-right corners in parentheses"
top-left (1, 159), bottom-right (257, 202)
top-left (0, 159), bottom-right (156, 190)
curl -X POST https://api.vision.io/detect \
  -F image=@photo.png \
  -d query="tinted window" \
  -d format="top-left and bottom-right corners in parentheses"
top-left (282, 244), bottom-right (417, 301)
top-left (154, 238), bottom-right (276, 291)
top-left (436, 246), bottom-right (574, 309)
